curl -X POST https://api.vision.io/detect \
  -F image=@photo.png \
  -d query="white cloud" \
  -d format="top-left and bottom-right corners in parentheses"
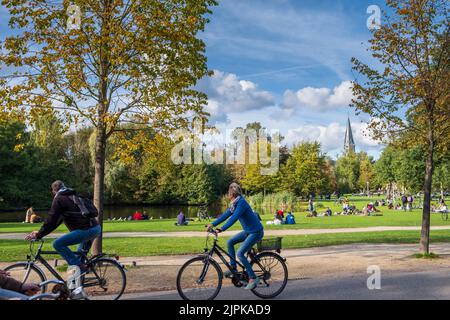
top-left (282, 81), bottom-right (354, 111)
top-left (198, 70), bottom-right (276, 123)
top-left (285, 121), bottom-right (380, 154)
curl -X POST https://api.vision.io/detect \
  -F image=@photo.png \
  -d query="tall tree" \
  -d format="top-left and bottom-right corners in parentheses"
top-left (0, 0), bottom-right (216, 254)
top-left (335, 151), bottom-right (360, 193)
top-left (283, 142), bottom-right (330, 197)
top-left (352, 0), bottom-right (449, 253)
top-left (358, 152), bottom-right (375, 193)
top-left (374, 145), bottom-right (397, 198)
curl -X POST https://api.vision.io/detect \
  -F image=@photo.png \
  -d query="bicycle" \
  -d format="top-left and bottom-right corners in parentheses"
top-left (176, 228), bottom-right (288, 300)
top-left (441, 211), bottom-right (449, 221)
top-left (5, 239), bottom-right (127, 300)
top-left (197, 207), bottom-right (211, 222)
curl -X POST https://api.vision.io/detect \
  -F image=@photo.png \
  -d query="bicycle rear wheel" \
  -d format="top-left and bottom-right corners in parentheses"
top-left (4, 262), bottom-right (47, 293)
top-left (177, 256), bottom-right (222, 300)
top-left (251, 252), bottom-right (288, 299)
top-left (83, 258), bottom-right (126, 300)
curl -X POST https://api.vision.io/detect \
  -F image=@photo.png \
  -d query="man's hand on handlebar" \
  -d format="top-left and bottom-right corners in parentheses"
top-left (25, 231), bottom-right (39, 241)
top-left (22, 283), bottom-right (41, 296)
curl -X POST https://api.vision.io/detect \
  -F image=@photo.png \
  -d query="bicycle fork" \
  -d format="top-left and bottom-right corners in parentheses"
top-left (197, 257), bottom-right (212, 284)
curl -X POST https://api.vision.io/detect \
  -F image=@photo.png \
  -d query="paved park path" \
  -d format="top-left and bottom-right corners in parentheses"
top-left (125, 269), bottom-right (450, 300)
top-left (1, 225), bottom-right (450, 240)
top-left (118, 243), bottom-right (450, 299)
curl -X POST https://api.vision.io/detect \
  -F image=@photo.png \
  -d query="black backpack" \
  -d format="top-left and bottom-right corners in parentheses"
top-left (66, 195), bottom-right (99, 218)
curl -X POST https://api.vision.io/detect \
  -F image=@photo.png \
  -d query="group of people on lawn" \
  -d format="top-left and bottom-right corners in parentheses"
top-left (306, 196), bottom-right (383, 218)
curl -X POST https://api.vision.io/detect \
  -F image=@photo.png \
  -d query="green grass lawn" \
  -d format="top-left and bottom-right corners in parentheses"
top-left (1, 230), bottom-right (450, 263)
top-left (1, 209), bottom-right (448, 234)
top-left (1, 196), bottom-right (448, 235)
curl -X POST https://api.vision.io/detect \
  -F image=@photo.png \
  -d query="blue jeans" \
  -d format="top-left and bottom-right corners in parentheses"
top-left (227, 230), bottom-right (264, 279)
top-left (0, 288), bottom-right (29, 300)
top-left (53, 225), bottom-right (101, 266)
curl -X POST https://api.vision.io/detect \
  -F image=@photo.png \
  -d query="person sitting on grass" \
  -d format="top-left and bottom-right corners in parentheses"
top-left (362, 206), bottom-right (369, 216)
top-left (325, 207), bottom-right (332, 217)
top-left (284, 212), bottom-right (296, 225)
top-left (175, 211), bottom-right (188, 226)
top-left (275, 209), bottom-right (284, 221)
top-left (132, 211), bottom-right (144, 221)
top-left (24, 206), bottom-right (34, 223)
top-left (0, 269), bottom-right (40, 300)
top-left (29, 211), bottom-right (42, 224)
top-left (437, 203), bottom-right (449, 213)
top-left (306, 210), bottom-right (318, 218)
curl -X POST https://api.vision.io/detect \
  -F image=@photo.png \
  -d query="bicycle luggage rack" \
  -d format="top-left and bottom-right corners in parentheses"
top-left (257, 237), bottom-right (283, 253)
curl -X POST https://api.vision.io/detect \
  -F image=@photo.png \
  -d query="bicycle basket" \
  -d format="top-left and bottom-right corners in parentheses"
top-left (256, 237), bottom-right (282, 253)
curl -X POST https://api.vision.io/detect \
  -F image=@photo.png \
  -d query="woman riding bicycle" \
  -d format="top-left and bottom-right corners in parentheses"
top-left (207, 183), bottom-right (264, 290)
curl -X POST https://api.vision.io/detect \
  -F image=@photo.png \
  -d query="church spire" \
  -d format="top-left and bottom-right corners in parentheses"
top-left (344, 117), bottom-right (356, 153)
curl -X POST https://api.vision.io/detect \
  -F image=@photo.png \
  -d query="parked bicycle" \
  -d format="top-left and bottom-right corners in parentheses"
top-left (176, 228), bottom-right (288, 300)
top-left (5, 239), bottom-right (126, 300)
top-left (197, 206), bottom-right (211, 222)
top-left (441, 211), bottom-right (449, 221)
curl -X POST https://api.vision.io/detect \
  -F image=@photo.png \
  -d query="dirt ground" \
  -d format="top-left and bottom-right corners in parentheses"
top-left (2, 243), bottom-right (449, 294)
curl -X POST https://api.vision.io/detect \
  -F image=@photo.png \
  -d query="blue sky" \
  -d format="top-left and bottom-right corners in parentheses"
top-left (0, 0), bottom-right (387, 159)
top-left (198, 0), bottom-right (387, 158)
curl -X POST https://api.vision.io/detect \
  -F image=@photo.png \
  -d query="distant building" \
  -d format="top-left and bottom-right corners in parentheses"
top-left (344, 117), bottom-right (356, 153)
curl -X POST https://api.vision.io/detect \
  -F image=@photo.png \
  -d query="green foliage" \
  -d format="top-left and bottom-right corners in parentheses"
top-left (0, 119), bottom-right (71, 208)
top-left (335, 152), bottom-right (360, 193)
top-left (374, 146), bottom-right (396, 187)
top-left (282, 142), bottom-right (331, 196)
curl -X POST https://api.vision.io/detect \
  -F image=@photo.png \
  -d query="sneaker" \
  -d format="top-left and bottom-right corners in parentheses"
top-left (244, 277), bottom-right (260, 290)
top-left (70, 287), bottom-right (87, 300)
top-left (223, 270), bottom-right (236, 279)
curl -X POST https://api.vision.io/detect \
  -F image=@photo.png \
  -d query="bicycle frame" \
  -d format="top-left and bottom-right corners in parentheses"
top-left (204, 232), bottom-right (263, 276)
top-left (22, 240), bottom-right (102, 286)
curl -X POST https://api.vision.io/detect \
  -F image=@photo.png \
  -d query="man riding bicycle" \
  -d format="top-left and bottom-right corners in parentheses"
top-left (25, 181), bottom-right (101, 272)
top-left (208, 183), bottom-right (264, 290)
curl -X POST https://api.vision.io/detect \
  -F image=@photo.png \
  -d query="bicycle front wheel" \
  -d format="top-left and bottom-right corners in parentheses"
top-left (177, 256), bottom-right (222, 300)
top-left (83, 258), bottom-right (126, 300)
top-left (4, 262), bottom-right (47, 293)
top-left (251, 252), bottom-right (288, 299)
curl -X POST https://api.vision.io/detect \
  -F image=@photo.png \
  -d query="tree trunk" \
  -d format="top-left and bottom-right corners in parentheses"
top-left (420, 136), bottom-right (434, 254)
top-left (92, 125), bottom-right (107, 255)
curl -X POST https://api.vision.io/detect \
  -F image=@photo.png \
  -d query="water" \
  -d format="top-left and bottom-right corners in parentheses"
top-left (0, 204), bottom-right (225, 223)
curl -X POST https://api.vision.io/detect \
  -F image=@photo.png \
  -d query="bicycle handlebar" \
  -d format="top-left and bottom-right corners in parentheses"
top-left (28, 293), bottom-right (61, 300)
top-left (39, 280), bottom-right (65, 288)
top-left (205, 225), bottom-right (219, 239)
top-left (28, 280), bottom-right (66, 300)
